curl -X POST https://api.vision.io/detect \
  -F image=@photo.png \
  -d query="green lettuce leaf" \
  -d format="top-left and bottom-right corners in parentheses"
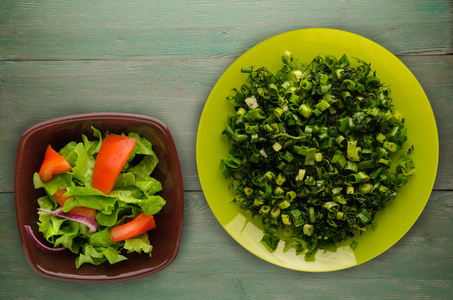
top-left (114, 172), bottom-right (136, 189)
top-left (75, 244), bottom-right (127, 268)
top-left (71, 142), bottom-right (95, 186)
top-left (96, 205), bottom-right (142, 228)
top-left (54, 221), bottom-right (82, 253)
top-left (96, 206), bottom-right (122, 227)
top-left (124, 233), bottom-right (153, 257)
top-left (33, 173), bottom-right (73, 196)
top-left (42, 215), bottom-right (67, 241)
top-left (88, 229), bottom-right (113, 248)
top-left (137, 176), bottom-right (163, 196)
top-left (103, 246), bottom-right (128, 265)
top-left (137, 195), bottom-right (166, 216)
top-left (128, 154), bottom-right (159, 178)
top-left (115, 172), bottom-right (162, 196)
top-left (128, 132), bottom-right (154, 155)
top-left (37, 195), bottom-right (57, 210)
top-left (63, 186), bottom-right (117, 214)
top-left (109, 190), bottom-right (166, 215)
top-left (59, 141), bottom-right (78, 166)
top-left (54, 234), bottom-right (80, 253)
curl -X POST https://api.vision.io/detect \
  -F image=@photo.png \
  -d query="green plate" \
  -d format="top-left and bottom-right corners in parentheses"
top-left (196, 28), bottom-right (438, 272)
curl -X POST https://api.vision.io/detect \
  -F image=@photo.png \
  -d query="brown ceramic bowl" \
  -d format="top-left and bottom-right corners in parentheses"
top-left (15, 113), bottom-right (184, 282)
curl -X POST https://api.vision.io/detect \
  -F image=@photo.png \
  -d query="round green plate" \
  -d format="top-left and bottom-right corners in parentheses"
top-left (196, 28), bottom-right (438, 272)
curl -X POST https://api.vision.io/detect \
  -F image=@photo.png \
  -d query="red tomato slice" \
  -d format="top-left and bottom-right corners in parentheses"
top-left (38, 145), bottom-right (73, 183)
top-left (53, 189), bottom-right (97, 220)
top-left (109, 212), bottom-right (156, 242)
top-left (91, 135), bottom-right (137, 194)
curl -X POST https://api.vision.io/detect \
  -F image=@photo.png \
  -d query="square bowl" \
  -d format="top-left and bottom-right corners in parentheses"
top-left (15, 113), bottom-right (184, 282)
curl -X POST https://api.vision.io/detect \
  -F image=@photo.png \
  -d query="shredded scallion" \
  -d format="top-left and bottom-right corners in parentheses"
top-left (220, 52), bottom-right (415, 259)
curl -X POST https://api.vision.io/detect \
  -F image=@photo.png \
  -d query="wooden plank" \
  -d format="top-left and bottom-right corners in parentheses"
top-left (399, 55), bottom-right (453, 190)
top-left (0, 57), bottom-right (231, 192)
top-left (1, 190), bottom-right (452, 299)
top-left (0, 55), bottom-right (452, 192)
top-left (1, 0), bottom-right (452, 60)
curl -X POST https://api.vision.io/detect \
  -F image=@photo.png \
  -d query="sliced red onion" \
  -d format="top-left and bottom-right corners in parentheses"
top-left (24, 225), bottom-right (67, 252)
top-left (38, 208), bottom-right (97, 233)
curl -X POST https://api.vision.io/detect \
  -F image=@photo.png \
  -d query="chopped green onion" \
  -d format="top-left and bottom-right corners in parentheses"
top-left (359, 183), bottom-right (373, 194)
top-left (289, 209), bottom-right (304, 227)
top-left (281, 214), bottom-right (291, 225)
top-left (236, 107), bottom-right (247, 116)
top-left (309, 207), bottom-right (316, 223)
top-left (305, 148), bottom-right (317, 165)
top-left (295, 169), bottom-right (306, 181)
top-left (315, 152), bottom-right (323, 162)
top-left (261, 234), bottom-right (279, 251)
top-left (347, 140), bottom-right (361, 161)
top-left (220, 52), bottom-right (415, 258)
top-left (259, 205), bottom-right (271, 215)
top-left (303, 224), bottom-right (314, 236)
top-left (273, 142), bottom-right (282, 152)
top-left (301, 80), bottom-right (313, 91)
top-left (299, 104), bottom-right (313, 118)
top-left (270, 207), bottom-right (281, 218)
top-left (346, 186), bottom-right (354, 194)
top-left (275, 173), bottom-right (286, 186)
top-left (350, 240), bottom-right (359, 249)
top-left (244, 187), bottom-right (253, 195)
top-left (278, 200), bottom-right (291, 209)
top-left (357, 209), bottom-right (372, 225)
top-left (245, 96), bottom-right (259, 109)
top-left (383, 141), bottom-right (398, 152)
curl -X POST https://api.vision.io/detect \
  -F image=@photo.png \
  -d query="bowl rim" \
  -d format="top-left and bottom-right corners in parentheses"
top-left (15, 112), bottom-right (184, 282)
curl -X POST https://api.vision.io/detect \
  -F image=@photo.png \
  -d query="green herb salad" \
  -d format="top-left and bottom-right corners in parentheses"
top-left (29, 127), bottom-right (166, 268)
top-left (220, 52), bottom-right (415, 258)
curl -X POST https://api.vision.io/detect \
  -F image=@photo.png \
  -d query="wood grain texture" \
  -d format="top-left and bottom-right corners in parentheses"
top-left (1, 1), bottom-right (452, 298)
top-left (1, 191), bottom-right (452, 299)
top-left (1, 0), bottom-right (452, 60)
top-left (1, 55), bottom-right (451, 192)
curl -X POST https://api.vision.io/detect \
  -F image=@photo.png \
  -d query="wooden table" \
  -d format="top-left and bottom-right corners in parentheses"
top-left (1, 1), bottom-right (452, 299)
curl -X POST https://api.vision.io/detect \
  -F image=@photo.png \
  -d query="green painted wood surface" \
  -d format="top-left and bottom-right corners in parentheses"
top-left (1, 191), bottom-right (452, 299)
top-left (1, 55), bottom-right (452, 192)
top-left (1, 0), bottom-right (452, 60)
top-left (0, 0), bottom-right (452, 299)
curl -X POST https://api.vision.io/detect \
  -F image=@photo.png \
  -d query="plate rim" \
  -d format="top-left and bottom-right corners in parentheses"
top-left (196, 28), bottom-right (439, 272)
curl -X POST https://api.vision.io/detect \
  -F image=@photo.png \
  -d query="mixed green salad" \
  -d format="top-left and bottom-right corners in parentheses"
top-left (220, 52), bottom-right (415, 258)
top-left (27, 127), bottom-right (166, 268)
